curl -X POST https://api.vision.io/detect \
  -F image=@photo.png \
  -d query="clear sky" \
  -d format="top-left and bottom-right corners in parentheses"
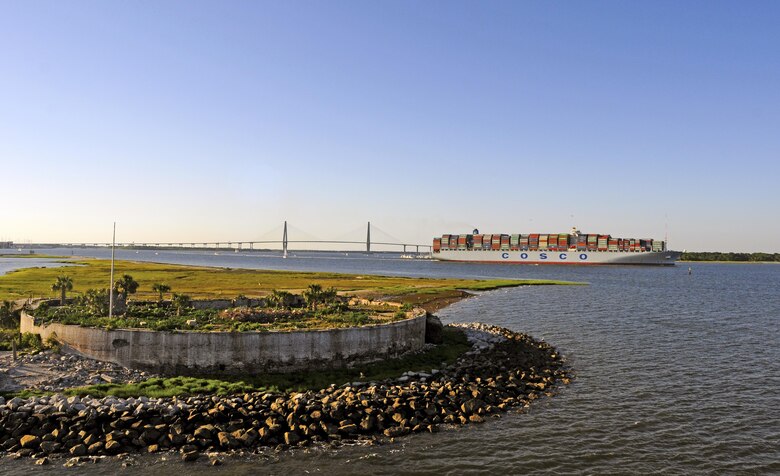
top-left (1, 1), bottom-right (778, 252)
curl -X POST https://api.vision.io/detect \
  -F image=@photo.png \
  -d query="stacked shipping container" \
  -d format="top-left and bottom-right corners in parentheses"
top-left (436, 232), bottom-right (664, 253)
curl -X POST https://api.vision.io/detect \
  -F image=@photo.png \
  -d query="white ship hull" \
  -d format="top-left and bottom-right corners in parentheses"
top-left (433, 249), bottom-right (682, 265)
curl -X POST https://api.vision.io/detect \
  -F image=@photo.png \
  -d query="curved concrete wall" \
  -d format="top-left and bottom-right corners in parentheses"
top-left (20, 310), bottom-right (427, 375)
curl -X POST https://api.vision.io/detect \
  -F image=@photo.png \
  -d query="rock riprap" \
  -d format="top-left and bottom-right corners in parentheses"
top-left (0, 323), bottom-right (570, 464)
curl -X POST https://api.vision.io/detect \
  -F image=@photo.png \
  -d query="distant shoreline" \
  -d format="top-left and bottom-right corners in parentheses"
top-left (680, 260), bottom-right (780, 264)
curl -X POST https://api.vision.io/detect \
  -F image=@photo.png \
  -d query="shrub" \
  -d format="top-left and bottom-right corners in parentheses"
top-left (45, 333), bottom-right (62, 352)
top-left (171, 293), bottom-right (192, 317)
top-left (19, 332), bottom-right (44, 352)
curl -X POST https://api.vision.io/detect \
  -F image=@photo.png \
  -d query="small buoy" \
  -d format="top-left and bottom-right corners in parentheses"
top-left (688, 267), bottom-right (692, 275)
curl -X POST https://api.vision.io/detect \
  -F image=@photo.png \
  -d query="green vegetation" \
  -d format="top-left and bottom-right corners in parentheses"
top-left (2, 256), bottom-right (580, 332)
top-left (151, 283), bottom-right (171, 302)
top-left (0, 300), bottom-right (15, 328)
top-left (301, 284), bottom-right (338, 311)
top-left (682, 252), bottom-right (780, 262)
top-left (0, 300), bottom-right (21, 350)
top-left (65, 376), bottom-right (255, 398)
top-left (32, 289), bottom-right (407, 332)
top-left (51, 275), bottom-right (73, 305)
top-left (0, 253), bottom-right (60, 259)
top-left (63, 327), bottom-right (471, 397)
top-left (0, 331), bottom-right (57, 352)
top-left (170, 293), bottom-right (191, 317)
top-left (0, 329), bottom-right (18, 351)
top-left (0, 257), bottom-right (577, 303)
top-left (113, 274), bottom-right (139, 308)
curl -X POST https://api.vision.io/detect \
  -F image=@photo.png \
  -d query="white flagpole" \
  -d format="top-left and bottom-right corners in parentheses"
top-left (109, 222), bottom-right (116, 318)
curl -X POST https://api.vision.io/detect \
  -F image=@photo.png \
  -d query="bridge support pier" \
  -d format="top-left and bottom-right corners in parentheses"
top-left (283, 221), bottom-right (288, 258)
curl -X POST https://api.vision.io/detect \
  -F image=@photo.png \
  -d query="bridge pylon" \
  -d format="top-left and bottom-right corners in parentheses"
top-left (282, 221), bottom-right (288, 258)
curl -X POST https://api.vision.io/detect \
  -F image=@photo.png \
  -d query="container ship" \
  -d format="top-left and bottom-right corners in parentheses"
top-left (432, 227), bottom-right (682, 265)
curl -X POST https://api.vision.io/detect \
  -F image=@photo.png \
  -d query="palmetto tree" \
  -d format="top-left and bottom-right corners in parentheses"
top-left (113, 274), bottom-right (139, 307)
top-left (171, 293), bottom-right (191, 317)
top-left (51, 275), bottom-right (73, 305)
top-left (302, 284), bottom-right (338, 311)
top-left (267, 289), bottom-right (296, 309)
top-left (151, 283), bottom-right (171, 303)
top-left (302, 284), bottom-right (324, 311)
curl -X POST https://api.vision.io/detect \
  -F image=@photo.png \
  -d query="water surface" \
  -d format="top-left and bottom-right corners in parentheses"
top-left (2, 250), bottom-right (778, 474)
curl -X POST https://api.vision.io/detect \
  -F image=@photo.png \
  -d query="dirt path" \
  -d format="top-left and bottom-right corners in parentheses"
top-left (0, 351), bottom-right (61, 392)
top-left (0, 350), bottom-right (154, 394)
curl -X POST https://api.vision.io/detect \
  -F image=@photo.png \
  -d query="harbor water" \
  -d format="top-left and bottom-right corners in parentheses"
top-left (1, 249), bottom-right (778, 474)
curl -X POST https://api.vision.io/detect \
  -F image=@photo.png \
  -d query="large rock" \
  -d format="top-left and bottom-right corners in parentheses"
top-left (69, 444), bottom-right (87, 456)
top-left (20, 435), bottom-right (41, 449)
top-left (283, 431), bottom-right (300, 445)
top-left (425, 314), bottom-right (444, 344)
top-left (105, 440), bottom-right (122, 454)
top-left (193, 425), bottom-right (214, 440)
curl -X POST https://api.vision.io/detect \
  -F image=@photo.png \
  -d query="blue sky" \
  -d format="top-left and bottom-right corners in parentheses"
top-left (1, 1), bottom-right (778, 252)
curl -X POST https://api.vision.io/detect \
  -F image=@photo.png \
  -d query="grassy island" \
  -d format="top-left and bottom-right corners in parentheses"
top-left (0, 257), bottom-right (578, 311)
top-left (1, 257), bottom-right (580, 400)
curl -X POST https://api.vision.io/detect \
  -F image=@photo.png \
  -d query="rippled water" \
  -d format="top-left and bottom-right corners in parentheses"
top-left (2, 250), bottom-right (779, 474)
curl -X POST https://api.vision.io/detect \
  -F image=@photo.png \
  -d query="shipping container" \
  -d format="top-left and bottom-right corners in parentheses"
top-left (482, 234), bottom-right (493, 250)
top-left (520, 234), bottom-right (530, 250)
top-left (491, 235), bottom-right (502, 250)
top-left (528, 234), bottom-right (540, 251)
top-left (539, 234), bottom-right (549, 250)
top-left (510, 234), bottom-right (520, 250)
top-left (597, 235), bottom-right (609, 251)
top-left (500, 235), bottom-right (510, 250)
top-left (587, 235), bottom-right (598, 251)
top-left (435, 231), bottom-right (668, 257)
top-left (577, 235), bottom-right (587, 251)
top-left (546, 234), bottom-right (557, 251)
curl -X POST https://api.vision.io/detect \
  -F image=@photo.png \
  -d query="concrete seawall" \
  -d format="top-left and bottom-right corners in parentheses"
top-left (20, 310), bottom-right (427, 375)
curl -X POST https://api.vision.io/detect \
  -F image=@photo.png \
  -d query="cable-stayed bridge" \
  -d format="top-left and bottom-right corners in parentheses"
top-left (33, 222), bottom-right (432, 254)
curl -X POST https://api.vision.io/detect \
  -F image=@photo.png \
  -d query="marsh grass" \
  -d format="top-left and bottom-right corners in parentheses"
top-left (0, 257), bottom-right (578, 302)
top-left (64, 376), bottom-right (255, 398)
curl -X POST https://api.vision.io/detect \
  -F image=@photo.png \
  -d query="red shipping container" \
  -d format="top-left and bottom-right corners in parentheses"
top-left (491, 235), bottom-right (502, 250)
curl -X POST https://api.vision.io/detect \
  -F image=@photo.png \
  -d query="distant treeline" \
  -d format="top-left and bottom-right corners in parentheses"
top-left (681, 252), bottom-right (780, 262)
